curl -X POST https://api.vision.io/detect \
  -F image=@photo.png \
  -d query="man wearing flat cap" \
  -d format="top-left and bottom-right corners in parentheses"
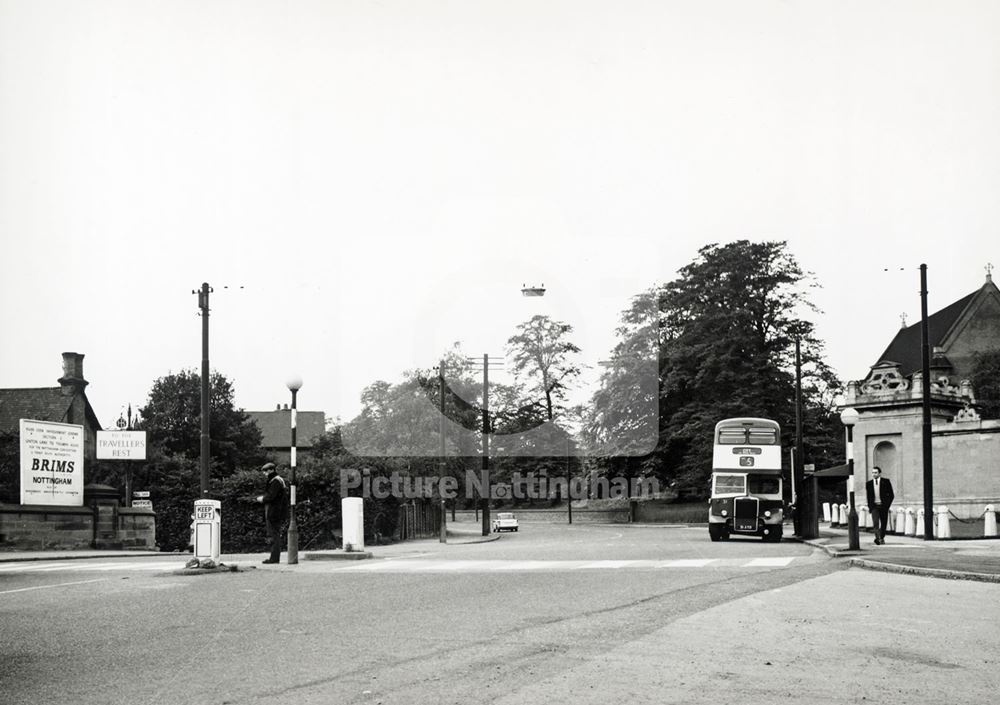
top-left (256, 463), bottom-right (288, 564)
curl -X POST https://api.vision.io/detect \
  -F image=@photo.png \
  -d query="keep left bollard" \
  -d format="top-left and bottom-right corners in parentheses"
top-left (985, 505), bottom-right (998, 537)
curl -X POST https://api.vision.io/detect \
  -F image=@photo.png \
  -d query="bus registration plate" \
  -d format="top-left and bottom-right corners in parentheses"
top-left (734, 519), bottom-right (756, 532)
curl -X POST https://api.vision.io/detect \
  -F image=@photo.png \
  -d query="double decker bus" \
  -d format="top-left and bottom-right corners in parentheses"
top-left (708, 417), bottom-right (784, 542)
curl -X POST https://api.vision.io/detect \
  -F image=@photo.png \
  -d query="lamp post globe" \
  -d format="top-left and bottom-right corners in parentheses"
top-left (840, 407), bottom-right (861, 550)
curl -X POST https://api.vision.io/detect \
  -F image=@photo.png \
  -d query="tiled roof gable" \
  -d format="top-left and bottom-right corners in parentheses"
top-left (0, 388), bottom-right (73, 434)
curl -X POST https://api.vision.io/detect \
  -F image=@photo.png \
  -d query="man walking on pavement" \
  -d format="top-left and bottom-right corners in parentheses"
top-left (256, 463), bottom-right (288, 564)
top-left (865, 465), bottom-right (894, 545)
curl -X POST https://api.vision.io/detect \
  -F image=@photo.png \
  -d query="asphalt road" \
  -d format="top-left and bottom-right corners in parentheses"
top-left (1, 522), bottom-right (997, 704)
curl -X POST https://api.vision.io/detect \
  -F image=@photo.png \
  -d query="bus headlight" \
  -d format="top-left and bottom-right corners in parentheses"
top-left (764, 510), bottom-right (772, 519)
top-left (721, 510), bottom-right (728, 517)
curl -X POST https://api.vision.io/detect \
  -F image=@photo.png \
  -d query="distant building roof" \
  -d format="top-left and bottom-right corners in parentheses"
top-left (246, 409), bottom-right (326, 448)
top-left (873, 290), bottom-right (979, 377)
top-left (0, 387), bottom-right (98, 434)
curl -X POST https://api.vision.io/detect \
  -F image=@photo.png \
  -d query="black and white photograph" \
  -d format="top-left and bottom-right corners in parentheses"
top-left (1, 2), bottom-right (999, 703)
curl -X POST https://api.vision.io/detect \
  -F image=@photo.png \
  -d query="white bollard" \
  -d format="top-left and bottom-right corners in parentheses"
top-left (341, 497), bottom-right (365, 551)
top-left (823, 502), bottom-right (832, 523)
top-left (840, 504), bottom-right (848, 529)
top-left (936, 506), bottom-right (951, 539)
top-left (885, 508), bottom-right (895, 534)
top-left (916, 508), bottom-right (925, 538)
top-left (831, 503), bottom-right (840, 527)
top-left (904, 507), bottom-right (916, 536)
top-left (895, 507), bottom-right (906, 535)
top-left (985, 505), bottom-right (998, 538)
top-left (862, 506), bottom-right (873, 530)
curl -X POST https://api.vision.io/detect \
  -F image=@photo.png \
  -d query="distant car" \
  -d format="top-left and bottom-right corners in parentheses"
top-left (492, 512), bottom-right (519, 532)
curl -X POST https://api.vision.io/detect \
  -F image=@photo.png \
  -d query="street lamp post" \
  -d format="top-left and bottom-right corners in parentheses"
top-left (286, 376), bottom-right (302, 564)
top-left (840, 407), bottom-right (861, 551)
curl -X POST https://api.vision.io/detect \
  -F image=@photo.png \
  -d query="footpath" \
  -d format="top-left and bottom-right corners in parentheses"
top-left (792, 524), bottom-right (1000, 582)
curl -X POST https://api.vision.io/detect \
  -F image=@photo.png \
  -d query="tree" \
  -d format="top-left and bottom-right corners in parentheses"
top-left (137, 369), bottom-right (265, 475)
top-left (586, 240), bottom-right (842, 496)
top-left (507, 315), bottom-right (582, 422)
top-left (970, 349), bottom-right (1000, 420)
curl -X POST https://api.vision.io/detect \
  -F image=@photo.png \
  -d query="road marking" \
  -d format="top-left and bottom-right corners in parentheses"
top-left (574, 560), bottom-right (640, 569)
top-left (658, 559), bottom-right (718, 568)
top-left (333, 557), bottom-right (800, 573)
top-left (743, 557), bottom-right (795, 567)
top-left (0, 578), bottom-right (107, 595)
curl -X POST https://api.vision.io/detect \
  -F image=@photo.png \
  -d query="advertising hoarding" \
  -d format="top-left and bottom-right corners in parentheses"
top-left (19, 419), bottom-right (84, 506)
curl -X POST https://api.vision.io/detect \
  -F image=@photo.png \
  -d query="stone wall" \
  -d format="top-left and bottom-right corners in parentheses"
top-left (0, 486), bottom-right (157, 551)
top-left (850, 411), bottom-right (1000, 520)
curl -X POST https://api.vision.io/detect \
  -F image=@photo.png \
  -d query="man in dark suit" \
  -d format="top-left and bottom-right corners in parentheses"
top-left (865, 466), bottom-right (894, 545)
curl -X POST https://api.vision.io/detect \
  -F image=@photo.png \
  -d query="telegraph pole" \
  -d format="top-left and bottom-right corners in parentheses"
top-left (920, 264), bottom-right (934, 539)
top-left (194, 283), bottom-right (212, 497)
top-left (438, 360), bottom-right (447, 543)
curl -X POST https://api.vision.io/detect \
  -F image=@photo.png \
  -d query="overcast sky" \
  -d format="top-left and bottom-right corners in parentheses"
top-left (1, 1), bottom-right (998, 430)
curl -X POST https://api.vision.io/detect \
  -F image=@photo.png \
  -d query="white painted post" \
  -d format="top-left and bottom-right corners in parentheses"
top-left (936, 506), bottom-right (951, 539)
top-left (895, 507), bottom-right (906, 535)
top-left (840, 504), bottom-right (848, 529)
top-left (916, 508), bottom-right (925, 538)
top-left (341, 497), bottom-right (365, 552)
top-left (823, 502), bottom-right (832, 523)
top-left (985, 505), bottom-right (998, 537)
top-left (904, 507), bottom-right (916, 536)
top-left (831, 503), bottom-right (841, 527)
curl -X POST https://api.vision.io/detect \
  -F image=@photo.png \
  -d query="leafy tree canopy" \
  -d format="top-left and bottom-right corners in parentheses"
top-left (137, 369), bottom-right (265, 475)
top-left (587, 240), bottom-right (843, 496)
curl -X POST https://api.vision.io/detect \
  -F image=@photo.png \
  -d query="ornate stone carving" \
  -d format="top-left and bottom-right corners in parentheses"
top-left (860, 363), bottom-right (910, 395)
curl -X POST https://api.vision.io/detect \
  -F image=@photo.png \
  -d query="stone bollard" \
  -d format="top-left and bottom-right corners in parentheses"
top-left (916, 508), bottom-right (925, 538)
top-left (985, 505), bottom-right (998, 538)
top-left (823, 502), bottom-right (832, 523)
top-left (830, 503), bottom-right (839, 527)
top-left (936, 506), bottom-right (951, 539)
top-left (895, 507), bottom-right (906, 535)
top-left (905, 507), bottom-right (916, 536)
top-left (840, 504), bottom-right (848, 529)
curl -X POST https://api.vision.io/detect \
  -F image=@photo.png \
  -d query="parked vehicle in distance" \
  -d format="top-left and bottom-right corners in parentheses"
top-left (492, 512), bottom-right (519, 532)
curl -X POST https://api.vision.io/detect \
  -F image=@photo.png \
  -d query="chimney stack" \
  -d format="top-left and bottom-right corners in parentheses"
top-left (58, 352), bottom-right (88, 396)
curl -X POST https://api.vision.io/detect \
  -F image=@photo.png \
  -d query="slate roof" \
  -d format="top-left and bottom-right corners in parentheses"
top-left (246, 409), bottom-right (326, 448)
top-left (0, 387), bottom-right (101, 434)
top-left (873, 290), bottom-right (978, 377)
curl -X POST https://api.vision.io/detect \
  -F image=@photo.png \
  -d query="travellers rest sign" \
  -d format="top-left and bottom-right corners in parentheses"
top-left (96, 430), bottom-right (147, 460)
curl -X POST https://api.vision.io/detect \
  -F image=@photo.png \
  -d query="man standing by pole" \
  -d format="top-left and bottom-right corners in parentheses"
top-left (257, 463), bottom-right (288, 564)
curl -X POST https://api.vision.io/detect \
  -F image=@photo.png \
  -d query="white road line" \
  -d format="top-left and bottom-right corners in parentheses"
top-left (0, 578), bottom-right (107, 595)
top-left (743, 557), bottom-right (795, 567)
top-left (574, 560), bottom-right (640, 569)
top-left (658, 559), bottom-right (719, 568)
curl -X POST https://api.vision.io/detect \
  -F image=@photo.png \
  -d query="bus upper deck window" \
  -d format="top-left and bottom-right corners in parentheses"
top-left (748, 430), bottom-right (777, 445)
top-left (718, 428), bottom-right (746, 444)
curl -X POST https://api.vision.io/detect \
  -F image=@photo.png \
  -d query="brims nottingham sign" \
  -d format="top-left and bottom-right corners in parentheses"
top-left (20, 419), bottom-right (85, 506)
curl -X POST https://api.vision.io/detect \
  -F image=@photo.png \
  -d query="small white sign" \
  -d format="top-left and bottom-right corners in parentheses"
top-left (20, 419), bottom-right (84, 506)
top-left (133, 491), bottom-right (150, 498)
top-left (96, 430), bottom-right (147, 460)
top-left (131, 499), bottom-right (153, 509)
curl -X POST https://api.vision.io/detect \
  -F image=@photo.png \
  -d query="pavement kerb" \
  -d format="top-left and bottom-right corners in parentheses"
top-left (788, 535), bottom-right (1000, 583)
top-left (845, 557), bottom-right (1000, 583)
top-left (0, 551), bottom-right (164, 563)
